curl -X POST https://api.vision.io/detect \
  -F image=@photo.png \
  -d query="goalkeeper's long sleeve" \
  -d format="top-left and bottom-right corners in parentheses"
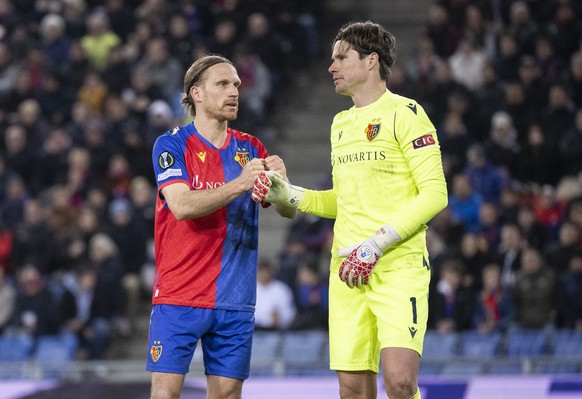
top-left (298, 189), bottom-right (338, 219)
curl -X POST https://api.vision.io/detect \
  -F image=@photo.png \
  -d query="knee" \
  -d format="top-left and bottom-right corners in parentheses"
top-left (150, 388), bottom-right (181, 399)
top-left (384, 375), bottom-right (417, 399)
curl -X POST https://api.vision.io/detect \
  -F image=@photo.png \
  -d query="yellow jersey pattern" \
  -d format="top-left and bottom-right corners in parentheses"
top-left (300, 89), bottom-right (447, 272)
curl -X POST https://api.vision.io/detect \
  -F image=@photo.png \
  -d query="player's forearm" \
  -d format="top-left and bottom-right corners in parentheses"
top-left (170, 180), bottom-right (249, 220)
top-left (388, 177), bottom-right (448, 239)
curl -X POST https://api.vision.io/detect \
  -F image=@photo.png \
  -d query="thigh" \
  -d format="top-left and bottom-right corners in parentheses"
top-left (146, 305), bottom-right (212, 374)
top-left (151, 372), bottom-right (185, 399)
top-left (202, 309), bottom-right (254, 380)
top-left (369, 265), bottom-right (430, 356)
top-left (329, 271), bottom-right (379, 373)
top-left (336, 370), bottom-right (377, 399)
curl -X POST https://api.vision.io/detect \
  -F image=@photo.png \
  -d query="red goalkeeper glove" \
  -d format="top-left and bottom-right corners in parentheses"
top-left (338, 238), bottom-right (383, 289)
top-left (338, 226), bottom-right (400, 289)
top-left (251, 171), bottom-right (304, 207)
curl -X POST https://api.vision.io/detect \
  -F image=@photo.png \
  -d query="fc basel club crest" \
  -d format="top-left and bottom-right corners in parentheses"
top-left (365, 119), bottom-right (381, 141)
top-left (234, 149), bottom-right (250, 167)
top-left (150, 341), bottom-right (162, 362)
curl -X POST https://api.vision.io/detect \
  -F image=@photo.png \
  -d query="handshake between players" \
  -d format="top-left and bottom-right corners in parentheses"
top-left (250, 169), bottom-right (400, 289)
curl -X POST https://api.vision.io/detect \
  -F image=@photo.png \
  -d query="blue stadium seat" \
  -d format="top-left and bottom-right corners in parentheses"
top-left (550, 330), bottom-right (582, 357)
top-left (459, 331), bottom-right (502, 358)
top-left (441, 360), bottom-right (484, 376)
top-left (422, 331), bottom-right (459, 360)
top-left (250, 331), bottom-right (282, 364)
top-left (537, 361), bottom-right (578, 374)
top-left (419, 362), bottom-right (443, 376)
top-left (0, 334), bottom-right (34, 361)
top-left (488, 362), bottom-right (524, 375)
top-left (34, 333), bottom-right (79, 363)
top-left (506, 328), bottom-right (550, 357)
top-left (280, 330), bottom-right (327, 364)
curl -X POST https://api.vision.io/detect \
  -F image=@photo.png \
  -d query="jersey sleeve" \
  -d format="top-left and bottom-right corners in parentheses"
top-left (388, 102), bottom-right (448, 238)
top-left (152, 133), bottom-right (190, 193)
top-left (298, 189), bottom-right (337, 219)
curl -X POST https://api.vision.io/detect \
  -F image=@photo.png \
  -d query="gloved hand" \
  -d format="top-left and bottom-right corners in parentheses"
top-left (252, 171), bottom-right (304, 208)
top-left (337, 237), bottom-right (383, 289)
top-left (337, 225), bottom-right (400, 289)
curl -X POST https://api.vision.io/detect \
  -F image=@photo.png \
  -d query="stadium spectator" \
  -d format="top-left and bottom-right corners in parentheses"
top-left (448, 173), bottom-right (483, 233)
top-left (473, 262), bottom-right (514, 333)
top-left (255, 259), bottom-right (296, 330)
top-left (463, 143), bottom-right (507, 204)
top-left (545, 220), bottom-right (581, 274)
top-left (560, 108), bottom-right (582, 176)
top-left (0, 266), bottom-right (16, 334)
top-left (513, 246), bottom-right (557, 329)
top-left (518, 122), bottom-right (561, 186)
top-left (495, 223), bottom-right (525, 288)
top-left (459, 231), bottom-right (490, 291)
top-left (477, 201), bottom-right (501, 251)
top-left (289, 257), bottom-right (328, 331)
top-left (429, 257), bottom-right (476, 332)
top-left (10, 262), bottom-right (59, 337)
top-left (449, 36), bottom-right (486, 92)
top-left (557, 251), bottom-right (582, 330)
top-left (80, 12), bottom-right (121, 72)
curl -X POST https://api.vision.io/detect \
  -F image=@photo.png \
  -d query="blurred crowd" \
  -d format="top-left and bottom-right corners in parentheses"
top-left (258, 0), bottom-right (582, 337)
top-left (0, 0), bottom-right (322, 359)
top-left (2, 0), bottom-right (582, 362)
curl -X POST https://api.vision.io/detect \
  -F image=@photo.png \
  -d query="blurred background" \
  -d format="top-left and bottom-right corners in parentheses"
top-left (1, 0), bottom-right (582, 398)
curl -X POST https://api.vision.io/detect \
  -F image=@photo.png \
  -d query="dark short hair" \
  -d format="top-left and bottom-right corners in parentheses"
top-left (333, 21), bottom-right (397, 81)
top-left (181, 55), bottom-right (234, 117)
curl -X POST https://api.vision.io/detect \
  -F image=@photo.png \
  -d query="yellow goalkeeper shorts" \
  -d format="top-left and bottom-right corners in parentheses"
top-left (328, 256), bottom-right (430, 373)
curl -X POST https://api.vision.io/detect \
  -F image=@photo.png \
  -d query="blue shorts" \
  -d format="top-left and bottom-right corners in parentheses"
top-left (146, 305), bottom-right (254, 379)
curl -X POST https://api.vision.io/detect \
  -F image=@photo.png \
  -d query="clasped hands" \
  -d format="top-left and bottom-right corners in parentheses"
top-left (251, 171), bottom-right (385, 289)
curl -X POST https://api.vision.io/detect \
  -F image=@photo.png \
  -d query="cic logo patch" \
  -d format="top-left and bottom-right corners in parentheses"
top-left (365, 119), bottom-right (381, 141)
top-left (412, 134), bottom-right (436, 149)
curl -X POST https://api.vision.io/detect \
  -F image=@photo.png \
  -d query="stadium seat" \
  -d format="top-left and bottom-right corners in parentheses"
top-left (419, 362), bottom-right (443, 376)
top-left (422, 331), bottom-right (459, 360)
top-left (459, 330), bottom-right (502, 358)
top-left (280, 330), bottom-right (327, 364)
top-left (0, 334), bottom-right (34, 361)
top-left (506, 328), bottom-right (550, 357)
top-left (550, 329), bottom-right (582, 357)
top-left (250, 331), bottom-right (282, 364)
top-left (34, 333), bottom-right (79, 363)
top-left (536, 360), bottom-right (579, 374)
top-left (441, 360), bottom-right (484, 376)
top-left (488, 361), bottom-right (524, 375)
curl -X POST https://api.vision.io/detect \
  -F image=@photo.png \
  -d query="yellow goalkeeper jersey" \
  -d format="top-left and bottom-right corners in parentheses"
top-left (299, 89), bottom-right (447, 270)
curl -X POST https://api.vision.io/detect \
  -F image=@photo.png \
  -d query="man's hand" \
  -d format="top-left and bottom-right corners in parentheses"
top-left (251, 171), bottom-right (303, 207)
top-left (337, 225), bottom-right (400, 288)
top-left (337, 238), bottom-right (383, 289)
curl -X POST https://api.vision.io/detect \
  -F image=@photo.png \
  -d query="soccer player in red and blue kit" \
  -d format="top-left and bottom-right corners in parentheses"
top-left (147, 55), bottom-right (295, 399)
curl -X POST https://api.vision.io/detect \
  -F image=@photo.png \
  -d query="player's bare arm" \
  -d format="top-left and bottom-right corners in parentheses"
top-left (162, 158), bottom-right (265, 220)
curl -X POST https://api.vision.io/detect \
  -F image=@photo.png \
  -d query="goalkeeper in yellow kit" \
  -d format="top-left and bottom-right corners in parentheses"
top-left (252, 20), bottom-right (447, 399)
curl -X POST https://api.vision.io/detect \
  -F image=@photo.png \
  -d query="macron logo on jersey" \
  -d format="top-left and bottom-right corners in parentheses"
top-left (412, 134), bottom-right (436, 150)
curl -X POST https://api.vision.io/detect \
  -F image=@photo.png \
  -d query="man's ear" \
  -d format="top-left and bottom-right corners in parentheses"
top-left (190, 85), bottom-right (201, 102)
top-left (368, 52), bottom-right (379, 71)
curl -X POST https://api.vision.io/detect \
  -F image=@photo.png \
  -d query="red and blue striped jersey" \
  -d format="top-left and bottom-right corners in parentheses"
top-left (151, 122), bottom-right (268, 312)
